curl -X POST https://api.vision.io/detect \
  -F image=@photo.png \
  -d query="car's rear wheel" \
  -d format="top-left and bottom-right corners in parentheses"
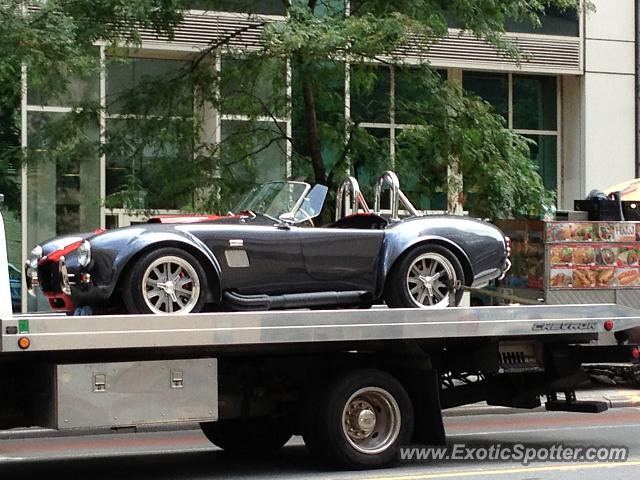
top-left (123, 247), bottom-right (207, 314)
top-left (384, 244), bottom-right (464, 308)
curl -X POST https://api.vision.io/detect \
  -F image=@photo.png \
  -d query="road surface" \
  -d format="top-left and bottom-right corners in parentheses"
top-left (1, 407), bottom-right (640, 479)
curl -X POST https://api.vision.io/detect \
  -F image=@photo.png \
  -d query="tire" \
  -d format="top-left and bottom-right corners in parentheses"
top-left (122, 247), bottom-right (207, 314)
top-left (302, 369), bottom-right (414, 470)
top-left (384, 244), bottom-right (465, 308)
top-left (200, 417), bottom-right (293, 455)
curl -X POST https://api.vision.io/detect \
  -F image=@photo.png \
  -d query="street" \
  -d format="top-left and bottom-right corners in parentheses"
top-left (2, 407), bottom-right (640, 479)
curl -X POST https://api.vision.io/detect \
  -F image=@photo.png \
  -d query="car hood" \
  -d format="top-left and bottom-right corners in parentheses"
top-left (146, 213), bottom-right (228, 224)
top-left (37, 213), bottom-right (280, 256)
top-left (38, 231), bottom-right (104, 256)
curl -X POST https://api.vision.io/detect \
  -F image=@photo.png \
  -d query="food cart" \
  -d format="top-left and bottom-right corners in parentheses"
top-left (493, 189), bottom-right (640, 383)
top-left (497, 218), bottom-right (640, 310)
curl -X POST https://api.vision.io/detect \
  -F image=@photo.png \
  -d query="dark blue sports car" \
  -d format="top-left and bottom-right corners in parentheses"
top-left (25, 172), bottom-right (510, 315)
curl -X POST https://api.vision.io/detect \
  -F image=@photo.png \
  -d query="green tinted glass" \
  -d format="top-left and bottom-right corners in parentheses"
top-left (505, 6), bottom-right (579, 36)
top-left (395, 128), bottom-right (447, 211)
top-left (27, 112), bottom-right (101, 236)
top-left (220, 56), bottom-right (287, 117)
top-left (513, 75), bottom-right (557, 131)
top-left (525, 134), bottom-right (557, 192)
top-left (106, 57), bottom-right (193, 116)
top-left (28, 68), bottom-right (99, 107)
top-left (105, 118), bottom-right (194, 210)
top-left (462, 71), bottom-right (508, 119)
top-left (395, 68), bottom-right (427, 125)
top-left (348, 127), bottom-right (390, 197)
top-left (311, 0), bottom-right (345, 16)
top-left (291, 61), bottom-right (345, 176)
top-left (350, 65), bottom-right (390, 123)
top-left (27, 48), bottom-right (100, 107)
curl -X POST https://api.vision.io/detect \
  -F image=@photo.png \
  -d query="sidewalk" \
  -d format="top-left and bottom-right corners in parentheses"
top-left (444, 384), bottom-right (640, 417)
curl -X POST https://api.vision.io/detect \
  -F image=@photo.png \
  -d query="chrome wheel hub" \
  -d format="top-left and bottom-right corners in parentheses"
top-left (342, 387), bottom-right (401, 455)
top-left (346, 400), bottom-right (377, 439)
top-left (406, 252), bottom-right (456, 308)
top-left (159, 280), bottom-right (176, 296)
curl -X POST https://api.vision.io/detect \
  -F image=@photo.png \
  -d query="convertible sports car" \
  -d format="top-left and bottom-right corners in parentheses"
top-left (25, 172), bottom-right (510, 315)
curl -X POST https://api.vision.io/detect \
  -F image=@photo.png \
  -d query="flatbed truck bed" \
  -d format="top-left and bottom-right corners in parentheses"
top-left (2, 210), bottom-right (640, 470)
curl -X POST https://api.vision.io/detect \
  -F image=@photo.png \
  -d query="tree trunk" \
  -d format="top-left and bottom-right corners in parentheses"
top-left (302, 78), bottom-right (326, 185)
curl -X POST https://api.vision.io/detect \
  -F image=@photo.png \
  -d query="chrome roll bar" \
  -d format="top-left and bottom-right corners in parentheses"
top-left (373, 171), bottom-right (420, 219)
top-left (336, 176), bottom-right (370, 221)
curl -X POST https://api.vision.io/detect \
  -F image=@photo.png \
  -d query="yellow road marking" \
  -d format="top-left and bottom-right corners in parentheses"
top-left (367, 460), bottom-right (640, 480)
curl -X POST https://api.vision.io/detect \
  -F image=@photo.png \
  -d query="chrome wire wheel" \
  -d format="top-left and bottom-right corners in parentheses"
top-left (405, 252), bottom-right (456, 308)
top-left (341, 387), bottom-right (402, 455)
top-left (142, 255), bottom-right (201, 314)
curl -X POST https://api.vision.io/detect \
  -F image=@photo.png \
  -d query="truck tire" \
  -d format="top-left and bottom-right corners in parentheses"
top-left (122, 247), bottom-right (207, 314)
top-left (302, 369), bottom-right (414, 469)
top-left (385, 244), bottom-right (464, 308)
top-left (200, 417), bottom-right (293, 455)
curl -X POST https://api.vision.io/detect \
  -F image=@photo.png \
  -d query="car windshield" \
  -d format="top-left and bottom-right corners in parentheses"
top-left (233, 182), bottom-right (310, 219)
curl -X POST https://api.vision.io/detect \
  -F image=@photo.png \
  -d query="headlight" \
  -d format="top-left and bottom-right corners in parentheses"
top-left (28, 245), bottom-right (43, 269)
top-left (76, 240), bottom-right (91, 267)
top-left (25, 245), bottom-right (42, 296)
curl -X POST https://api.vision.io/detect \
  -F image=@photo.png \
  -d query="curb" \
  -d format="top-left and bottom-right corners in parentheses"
top-left (443, 389), bottom-right (640, 417)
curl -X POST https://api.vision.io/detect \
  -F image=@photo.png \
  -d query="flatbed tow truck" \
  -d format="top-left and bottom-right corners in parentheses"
top-left (2, 201), bottom-right (640, 470)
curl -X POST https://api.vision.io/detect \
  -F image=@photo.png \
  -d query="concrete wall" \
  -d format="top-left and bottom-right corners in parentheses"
top-left (560, 75), bottom-right (583, 208)
top-left (563, 0), bottom-right (636, 208)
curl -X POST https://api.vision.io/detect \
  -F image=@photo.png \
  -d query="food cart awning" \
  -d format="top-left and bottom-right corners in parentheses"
top-left (603, 178), bottom-right (640, 201)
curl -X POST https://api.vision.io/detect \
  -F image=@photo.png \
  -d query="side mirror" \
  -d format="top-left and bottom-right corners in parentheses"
top-left (278, 212), bottom-right (295, 223)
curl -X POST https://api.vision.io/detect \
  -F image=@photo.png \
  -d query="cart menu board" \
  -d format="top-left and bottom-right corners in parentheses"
top-left (495, 219), bottom-right (545, 290)
top-left (546, 221), bottom-right (640, 289)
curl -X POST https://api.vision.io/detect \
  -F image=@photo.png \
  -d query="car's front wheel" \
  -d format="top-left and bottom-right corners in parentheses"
top-left (122, 247), bottom-right (207, 314)
top-left (384, 244), bottom-right (464, 308)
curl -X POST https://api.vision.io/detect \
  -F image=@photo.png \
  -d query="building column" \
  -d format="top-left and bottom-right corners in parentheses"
top-left (579, 0), bottom-right (636, 199)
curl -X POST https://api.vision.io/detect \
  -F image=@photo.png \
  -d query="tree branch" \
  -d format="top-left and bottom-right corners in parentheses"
top-left (327, 120), bottom-right (360, 187)
top-left (191, 20), bottom-right (269, 73)
top-left (221, 133), bottom-right (287, 168)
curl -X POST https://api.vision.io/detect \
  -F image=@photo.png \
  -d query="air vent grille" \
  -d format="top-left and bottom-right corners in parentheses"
top-left (138, 13), bottom-right (581, 74)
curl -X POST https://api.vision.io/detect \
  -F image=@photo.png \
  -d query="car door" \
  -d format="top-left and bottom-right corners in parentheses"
top-left (186, 222), bottom-right (308, 295)
top-left (298, 227), bottom-right (385, 292)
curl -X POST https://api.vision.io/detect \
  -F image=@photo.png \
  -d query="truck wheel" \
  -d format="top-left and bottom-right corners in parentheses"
top-left (200, 417), bottom-right (293, 455)
top-left (122, 247), bottom-right (207, 314)
top-left (385, 244), bottom-right (464, 308)
top-left (302, 369), bottom-right (414, 469)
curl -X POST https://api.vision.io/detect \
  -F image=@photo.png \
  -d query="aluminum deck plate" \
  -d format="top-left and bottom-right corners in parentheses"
top-left (3, 304), bottom-right (640, 353)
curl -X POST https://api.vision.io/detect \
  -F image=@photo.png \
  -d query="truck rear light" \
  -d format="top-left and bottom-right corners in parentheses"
top-left (18, 337), bottom-right (30, 350)
top-left (505, 236), bottom-right (512, 256)
top-left (632, 347), bottom-right (640, 360)
top-left (604, 320), bottom-right (614, 331)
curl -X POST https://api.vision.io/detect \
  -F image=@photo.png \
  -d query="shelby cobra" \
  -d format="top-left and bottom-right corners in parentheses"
top-left (25, 174), bottom-right (510, 314)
